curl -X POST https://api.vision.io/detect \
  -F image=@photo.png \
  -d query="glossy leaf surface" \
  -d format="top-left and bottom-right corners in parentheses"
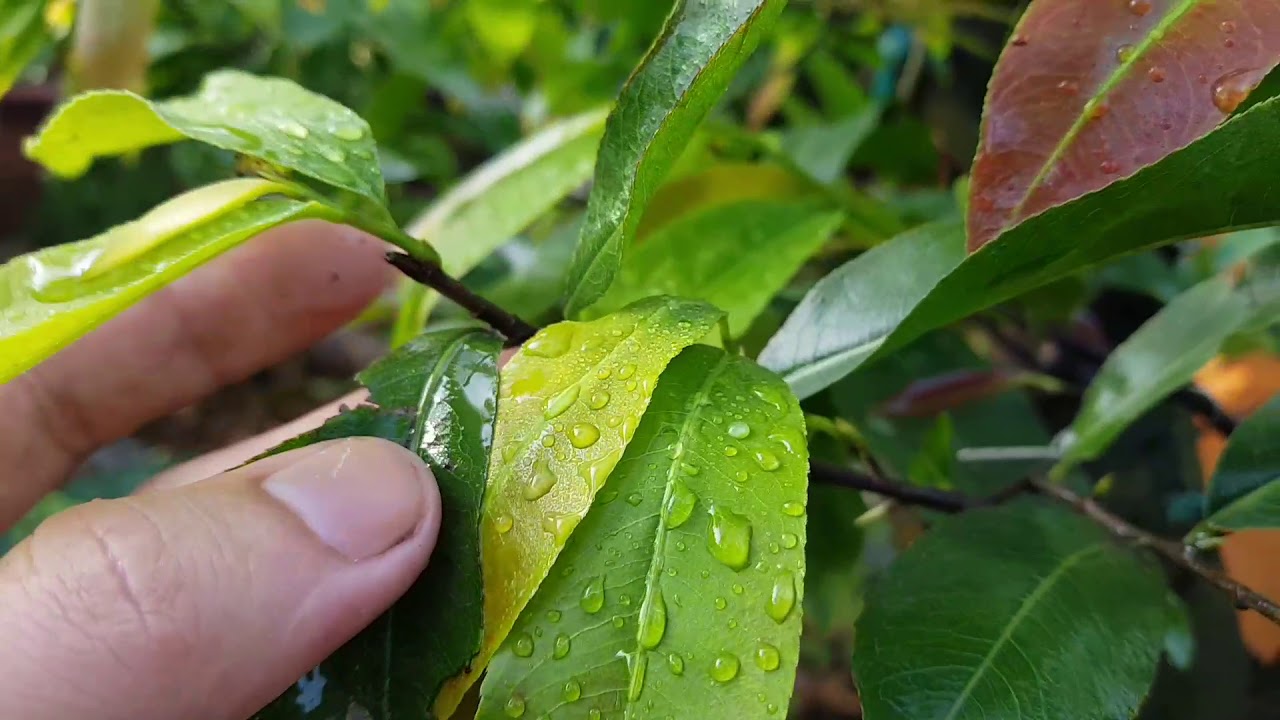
top-left (0, 180), bottom-right (315, 383)
top-left (435, 297), bottom-right (723, 716)
top-left (395, 109), bottom-right (608, 344)
top-left (589, 201), bottom-right (842, 337)
top-left (765, 95), bottom-right (1280, 401)
top-left (477, 345), bottom-right (808, 719)
top-left (257, 327), bottom-right (501, 720)
top-left (25, 70), bottom-right (388, 217)
top-left (1190, 395), bottom-right (1280, 544)
top-left (635, 163), bottom-right (814, 241)
top-left (562, 0), bottom-right (787, 317)
top-left (855, 503), bottom-right (1181, 720)
top-left (969, 0), bottom-right (1280, 250)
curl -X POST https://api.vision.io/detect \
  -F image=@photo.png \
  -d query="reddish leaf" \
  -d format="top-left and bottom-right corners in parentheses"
top-left (878, 369), bottom-right (1022, 419)
top-left (968, 0), bottom-right (1280, 252)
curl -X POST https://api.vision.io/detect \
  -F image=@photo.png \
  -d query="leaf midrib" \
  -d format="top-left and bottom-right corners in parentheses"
top-left (940, 542), bottom-right (1108, 720)
top-left (1005, 0), bottom-right (1200, 229)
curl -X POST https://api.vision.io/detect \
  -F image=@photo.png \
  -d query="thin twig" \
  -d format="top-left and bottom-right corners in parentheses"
top-left (1029, 479), bottom-right (1280, 626)
top-left (809, 461), bottom-right (972, 514)
top-left (386, 252), bottom-right (538, 345)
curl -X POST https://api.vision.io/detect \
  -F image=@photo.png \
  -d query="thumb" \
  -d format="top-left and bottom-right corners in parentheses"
top-left (0, 438), bottom-right (439, 720)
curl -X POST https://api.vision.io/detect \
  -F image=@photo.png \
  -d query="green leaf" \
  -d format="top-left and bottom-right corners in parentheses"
top-left (562, 0), bottom-right (787, 318)
top-left (854, 503), bottom-right (1181, 720)
top-left (765, 95), bottom-right (1280, 401)
top-left (0, 0), bottom-right (56, 99)
top-left (587, 200), bottom-right (842, 337)
top-left (634, 162), bottom-right (816, 241)
top-left (759, 220), bottom-right (966, 400)
top-left (476, 345), bottom-right (807, 719)
top-left (394, 108), bottom-right (608, 346)
top-left (24, 70), bottom-right (389, 219)
top-left (0, 179), bottom-right (318, 383)
top-left (1057, 276), bottom-right (1249, 468)
top-left (1189, 395), bottom-right (1280, 544)
top-left (435, 296), bottom-right (724, 716)
top-left (782, 105), bottom-right (882, 185)
top-left (256, 326), bottom-right (501, 720)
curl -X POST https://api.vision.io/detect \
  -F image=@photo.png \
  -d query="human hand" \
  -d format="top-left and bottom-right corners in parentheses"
top-left (0, 222), bottom-right (442, 720)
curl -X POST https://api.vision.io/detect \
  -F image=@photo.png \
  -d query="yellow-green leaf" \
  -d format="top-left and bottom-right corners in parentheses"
top-left (435, 296), bottom-right (723, 716)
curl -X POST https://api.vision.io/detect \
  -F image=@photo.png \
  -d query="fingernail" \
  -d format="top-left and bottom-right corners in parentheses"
top-left (263, 438), bottom-right (431, 561)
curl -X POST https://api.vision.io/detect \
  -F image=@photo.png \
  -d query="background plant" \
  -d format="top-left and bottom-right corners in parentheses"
top-left (5, 0), bottom-right (1280, 718)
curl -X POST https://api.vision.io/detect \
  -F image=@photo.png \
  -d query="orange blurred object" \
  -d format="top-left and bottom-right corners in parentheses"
top-left (1196, 353), bottom-right (1280, 663)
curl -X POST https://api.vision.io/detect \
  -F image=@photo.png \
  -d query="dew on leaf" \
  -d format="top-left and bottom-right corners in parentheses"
top-left (525, 325), bottom-right (575, 358)
top-left (1100, 160), bottom-right (1120, 174)
top-left (767, 571), bottom-right (797, 623)
top-left (588, 390), bottom-right (611, 409)
top-left (1127, 0), bottom-right (1151, 15)
top-left (562, 680), bottom-right (582, 703)
top-left (734, 470), bottom-right (749, 483)
top-left (731, 583), bottom-right (744, 595)
top-left (513, 633), bottom-right (535, 658)
top-left (542, 513), bottom-right (580, 543)
top-left (524, 459), bottom-right (558, 501)
top-left (540, 435), bottom-right (556, 448)
top-left (618, 363), bottom-right (637, 379)
top-left (619, 593), bottom-right (632, 607)
top-left (782, 501), bottom-right (806, 517)
top-left (1148, 66), bottom-right (1166, 83)
top-left (627, 492), bottom-right (644, 507)
top-left (710, 653), bottom-right (740, 683)
top-left (708, 505), bottom-right (752, 570)
top-left (714, 597), bottom-right (728, 611)
top-left (1221, 20), bottom-right (1237, 33)
top-left (769, 542), bottom-right (780, 554)
top-left (679, 461), bottom-right (700, 476)
top-left (544, 384), bottom-right (580, 419)
top-left (589, 710), bottom-right (602, 720)
top-left (1212, 69), bottom-right (1259, 114)
top-left (638, 589), bottom-right (668, 649)
top-left (755, 644), bottom-right (781, 672)
top-left (495, 514), bottom-right (514, 534)
top-left (280, 120), bottom-right (309, 138)
top-left (553, 633), bottom-right (571, 659)
top-left (581, 577), bottom-right (605, 614)
top-left (569, 423), bottom-right (601, 448)
top-left (727, 421), bottom-right (751, 439)
top-left (1115, 44), bottom-right (1135, 63)
top-left (676, 540), bottom-right (687, 551)
top-left (667, 653), bottom-right (685, 675)
top-left (724, 446), bottom-right (738, 457)
top-left (599, 490), bottom-right (619, 504)
top-left (664, 480), bottom-right (697, 528)
top-left (781, 532), bottom-right (799, 549)
top-left (333, 124), bottom-right (364, 141)
top-left (625, 380), bottom-right (639, 392)
top-left (627, 652), bottom-right (648, 701)
top-left (612, 616), bottom-right (626, 629)
top-left (505, 695), bottom-right (526, 718)
top-left (547, 610), bottom-right (562, 623)
top-left (753, 450), bottom-right (780, 472)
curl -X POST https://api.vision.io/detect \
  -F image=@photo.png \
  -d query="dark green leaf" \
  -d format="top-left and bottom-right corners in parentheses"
top-left (782, 105), bottom-right (882, 185)
top-left (257, 326), bottom-right (501, 720)
top-left (25, 70), bottom-right (390, 220)
top-left (1190, 395), bottom-right (1280, 545)
top-left (562, 0), bottom-right (787, 317)
top-left (476, 345), bottom-right (808, 719)
top-left (854, 503), bottom-right (1182, 720)
top-left (587, 200), bottom-right (842, 337)
top-left (0, 0), bottom-right (56, 98)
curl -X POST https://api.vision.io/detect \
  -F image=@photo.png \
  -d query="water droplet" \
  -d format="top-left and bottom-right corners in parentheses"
top-left (701, 570), bottom-right (710, 579)
top-left (581, 577), bottom-right (605, 614)
top-left (534, 626), bottom-right (544, 638)
top-left (767, 571), bottom-right (797, 623)
top-left (544, 384), bottom-right (580, 419)
top-left (708, 505), bottom-right (752, 570)
top-left (782, 501), bottom-right (806, 517)
top-left (542, 513), bottom-right (580, 543)
top-left (1100, 160), bottom-right (1120, 175)
top-left (734, 470), bottom-right (749, 483)
top-left (513, 633), bottom-right (535, 657)
top-left (1212, 69), bottom-right (1260, 114)
top-left (563, 680), bottom-right (582, 702)
top-left (526, 325), bottom-right (574, 358)
top-left (524, 459), bottom-right (558, 501)
top-left (715, 597), bottom-right (728, 610)
top-left (540, 434), bottom-right (556, 448)
top-left (1149, 66), bottom-right (1166, 83)
top-left (320, 146), bottom-right (346, 163)
top-left (754, 644), bottom-right (781, 672)
top-left (612, 616), bottom-right (625, 629)
top-left (588, 390), bottom-right (611, 409)
top-left (727, 421), bottom-right (751, 439)
top-left (547, 610), bottom-right (562, 623)
top-left (662, 480), bottom-right (698, 530)
top-left (599, 490), bottom-right (618, 504)
top-left (505, 695), bottom-right (526, 717)
top-left (627, 652), bottom-right (648, 701)
top-left (710, 653), bottom-right (740, 683)
top-left (1221, 20), bottom-right (1237, 33)
top-left (619, 594), bottom-right (632, 607)
top-left (1010, 34), bottom-right (1028, 47)
top-left (1116, 44), bottom-right (1135, 62)
top-left (679, 461), bottom-right (700, 476)
top-left (597, 367), bottom-right (611, 380)
top-left (334, 125), bottom-right (365, 141)
top-left (625, 380), bottom-right (638, 392)
top-left (1087, 100), bottom-right (1110, 120)
top-left (579, 450), bottom-right (621, 492)
top-left (753, 450), bottom-right (780, 472)
top-left (553, 633), bottom-right (572, 659)
top-left (781, 532), bottom-right (799, 549)
top-left (589, 710), bottom-right (602, 720)
top-left (724, 446), bottom-right (738, 457)
top-left (638, 589), bottom-right (668, 650)
top-left (1127, 0), bottom-right (1151, 16)
top-left (493, 514), bottom-right (516, 536)
top-left (667, 653), bottom-right (685, 675)
top-left (281, 120), bottom-right (310, 138)
top-left (617, 363), bottom-right (637, 380)
top-left (769, 542), bottom-right (781, 554)
top-left (1056, 79), bottom-right (1079, 95)
top-left (767, 703), bottom-right (779, 715)
top-left (569, 423), bottom-right (600, 449)
top-left (626, 493), bottom-right (643, 506)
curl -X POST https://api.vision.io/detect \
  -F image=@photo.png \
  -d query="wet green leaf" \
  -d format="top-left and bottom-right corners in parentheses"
top-left (435, 296), bottom-right (723, 716)
top-left (765, 95), bottom-right (1280, 401)
top-left (477, 345), bottom-right (807, 719)
top-left (24, 70), bottom-right (389, 219)
top-left (635, 163), bottom-right (815, 241)
top-left (562, 0), bottom-right (787, 317)
top-left (588, 201), bottom-right (842, 337)
top-left (1189, 395), bottom-right (1280, 545)
top-left (394, 108), bottom-right (608, 345)
top-left (0, 179), bottom-right (317, 383)
top-left (854, 503), bottom-right (1182, 720)
top-left (256, 326), bottom-right (501, 720)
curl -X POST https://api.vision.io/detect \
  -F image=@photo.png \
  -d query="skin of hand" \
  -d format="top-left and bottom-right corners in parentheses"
top-left (0, 221), bottom-right (510, 720)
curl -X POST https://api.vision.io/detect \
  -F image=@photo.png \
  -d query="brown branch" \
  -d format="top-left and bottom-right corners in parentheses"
top-left (810, 463), bottom-right (1280, 628)
top-left (386, 252), bottom-right (538, 345)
